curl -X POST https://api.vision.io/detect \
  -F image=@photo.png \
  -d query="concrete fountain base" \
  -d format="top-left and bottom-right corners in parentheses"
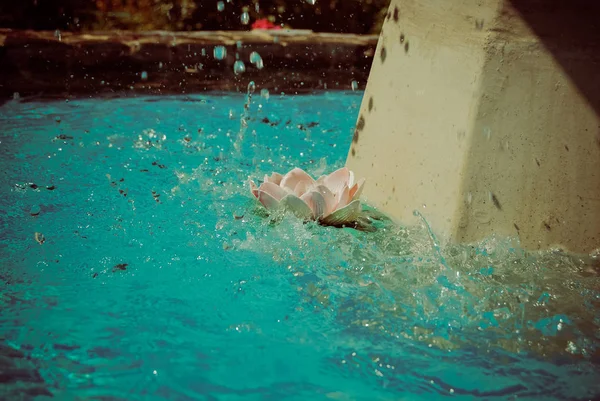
top-left (346, 0), bottom-right (600, 254)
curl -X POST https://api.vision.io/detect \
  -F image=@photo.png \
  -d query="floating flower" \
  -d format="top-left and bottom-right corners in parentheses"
top-left (248, 167), bottom-right (365, 227)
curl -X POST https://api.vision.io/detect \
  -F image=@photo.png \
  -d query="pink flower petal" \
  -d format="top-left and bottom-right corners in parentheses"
top-left (321, 199), bottom-right (361, 226)
top-left (248, 179), bottom-right (259, 198)
top-left (301, 190), bottom-right (325, 218)
top-left (264, 172), bottom-right (283, 185)
top-left (280, 194), bottom-right (313, 220)
top-left (335, 185), bottom-right (350, 210)
top-left (259, 181), bottom-right (289, 201)
top-left (280, 168), bottom-right (315, 192)
top-left (350, 178), bottom-right (366, 201)
top-left (313, 185), bottom-right (337, 217)
top-left (324, 167), bottom-right (350, 195)
top-left (258, 190), bottom-right (280, 210)
top-left (293, 180), bottom-right (313, 197)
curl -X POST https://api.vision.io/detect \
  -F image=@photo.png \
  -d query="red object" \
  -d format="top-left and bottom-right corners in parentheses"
top-left (252, 18), bottom-right (281, 30)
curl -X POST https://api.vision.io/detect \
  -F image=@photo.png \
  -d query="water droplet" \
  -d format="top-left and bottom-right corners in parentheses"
top-left (249, 51), bottom-right (264, 69)
top-left (213, 46), bottom-right (227, 60)
top-left (255, 2), bottom-right (260, 12)
top-left (12, 92), bottom-right (20, 100)
top-left (201, 48), bottom-right (206, 56)
top-left (351, 80), bottom-right (358, 90)
top-left (217, 1), bottom-right (224, 11)
top-left (247, 81), bottom-right (256, 94)
top-left (241, 11), bottom-right (250, 25)
top-left (30, 205), bottom-right (41, 216)
top-left (236, 41), bottom-right (243, 49)
top-left (141, 71), bottom-right (148, 81)
top-left (233, 60), bottom-right (246, 75)
top-left (158, 62), bottom-right (163, 69)
top-left (260, 88), bottom-right (270, 100)
top-left (54, 29), bottom-right (61, 41)
top-left (306, 0), bottom-right (316, 4)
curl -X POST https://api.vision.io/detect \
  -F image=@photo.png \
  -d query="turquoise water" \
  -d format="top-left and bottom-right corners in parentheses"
top-left (0, 91), bottom-right (599, 400)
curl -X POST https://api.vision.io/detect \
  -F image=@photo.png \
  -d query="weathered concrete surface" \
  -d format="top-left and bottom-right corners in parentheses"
top-left (0, 29), bottom-right (377, 99)
top-left (346, 0), bottom-right (600, 253)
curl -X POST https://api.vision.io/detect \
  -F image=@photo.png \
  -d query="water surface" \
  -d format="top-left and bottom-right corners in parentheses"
top-left (0, 92), bottom-right (599, 400)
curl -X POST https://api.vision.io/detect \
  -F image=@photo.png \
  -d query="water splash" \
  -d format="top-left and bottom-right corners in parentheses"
top-left (240, 10), bottom-right (250, 25)
top-left (232, 81), bottom-right (256, 160)
top-left (250, 51), bottom-right (264, 70)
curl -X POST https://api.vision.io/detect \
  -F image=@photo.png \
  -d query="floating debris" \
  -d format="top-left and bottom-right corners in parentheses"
top-left (34, 232), bottom-right (45, 244)
top-left (261, 117), bottom-right (279, 126)
top-left (112, 263), bottom-right (128, 272)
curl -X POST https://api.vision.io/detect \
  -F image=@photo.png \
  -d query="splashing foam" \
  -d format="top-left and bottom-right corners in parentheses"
top-left (169, 89), bottom-right (599, 362)
top-left (212, 177), bottom-right (599, 361)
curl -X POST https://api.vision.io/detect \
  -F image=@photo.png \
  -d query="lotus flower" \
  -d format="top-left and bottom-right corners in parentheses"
top-left (248, 167), bottom-right (365, 227)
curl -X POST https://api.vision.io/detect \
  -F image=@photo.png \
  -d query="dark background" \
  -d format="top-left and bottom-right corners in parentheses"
top-left (0, 0), bottom-right (390, 34)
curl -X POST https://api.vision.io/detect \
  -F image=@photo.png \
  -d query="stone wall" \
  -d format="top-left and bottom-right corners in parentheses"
top-left (0, 29), bottom-right (378, 100)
